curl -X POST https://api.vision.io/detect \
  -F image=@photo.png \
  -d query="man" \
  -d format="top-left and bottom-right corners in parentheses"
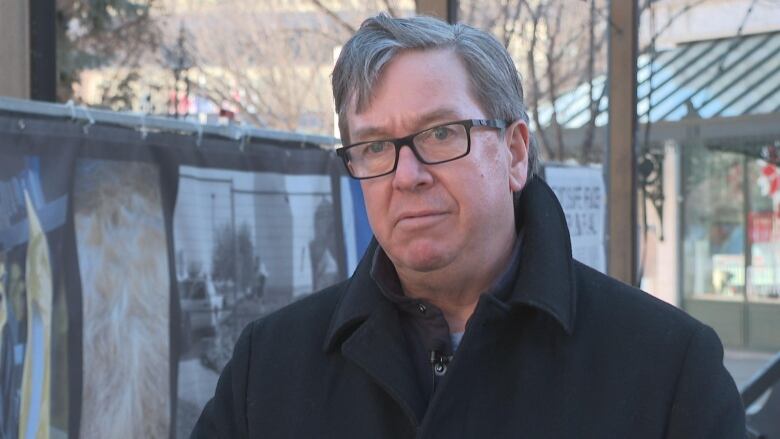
top-left (193, 14), bottom-right (745, 438)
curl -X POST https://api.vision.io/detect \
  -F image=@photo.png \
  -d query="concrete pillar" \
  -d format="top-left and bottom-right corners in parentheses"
top-left (658, 141), bottom-right (681, 306)
top-left (0, 0), bottom-right (30, 98)
top-left (645, 141), bottom-right (681, 306)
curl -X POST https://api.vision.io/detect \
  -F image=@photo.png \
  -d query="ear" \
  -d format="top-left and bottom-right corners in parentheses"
top-left (506, 120), bottom-right (529, 192)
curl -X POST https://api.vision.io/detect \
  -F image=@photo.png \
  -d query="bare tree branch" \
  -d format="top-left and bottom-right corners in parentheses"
top-left (309, 0), bottom-right (357, 35)
top-left (501, 0), bottom-right (525, 49)
top-left (544, 1), bottom-right (566, 161)
top-left (525, 2), bottom-right (556, 160)
top-left (382, 0), bottom-right (398, 17)
top-left (639, 0), bottom-right (711, 52)
top-left (581, 0), bottom-right (598, 162)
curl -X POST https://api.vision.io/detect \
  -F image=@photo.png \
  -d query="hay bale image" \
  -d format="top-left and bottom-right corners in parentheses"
top-left (74, 160), bottom-right (170, 439)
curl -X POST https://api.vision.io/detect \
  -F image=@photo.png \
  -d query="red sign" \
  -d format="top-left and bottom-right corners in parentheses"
top-left (748, 212), bottom-right (777, 243)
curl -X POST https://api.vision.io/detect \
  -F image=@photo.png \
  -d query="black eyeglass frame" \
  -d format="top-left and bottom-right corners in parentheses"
top-left (336, 118), bottom-right (509, 180)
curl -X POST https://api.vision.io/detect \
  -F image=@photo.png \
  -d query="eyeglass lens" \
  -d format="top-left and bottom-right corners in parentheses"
top-left (346, 123), bottom-right (469, 178)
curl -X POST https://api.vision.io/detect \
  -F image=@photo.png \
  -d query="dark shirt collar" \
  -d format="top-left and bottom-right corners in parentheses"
top-left (324, 176), bottom-right (577, 352)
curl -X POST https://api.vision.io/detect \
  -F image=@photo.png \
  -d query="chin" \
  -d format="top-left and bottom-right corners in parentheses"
top-left (394, 242), bottom-right (454, 273)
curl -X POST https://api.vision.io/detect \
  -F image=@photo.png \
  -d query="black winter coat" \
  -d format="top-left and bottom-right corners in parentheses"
top-left (192, 177), bottom-right (745, 438)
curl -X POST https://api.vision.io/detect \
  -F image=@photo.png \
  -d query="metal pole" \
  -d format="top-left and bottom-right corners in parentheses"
top-left (230, 185), bottom-right (238, 333)
top-left (741, 154), bottom-right (750, 347)
top-left (607, 0), bottom-right (638, 285)
top-left (211, 193), bottom-right (216, 239)
top-left (0, 96), bottom-right (339, 147)
top-left (29, 0), bottom-right (56, 101)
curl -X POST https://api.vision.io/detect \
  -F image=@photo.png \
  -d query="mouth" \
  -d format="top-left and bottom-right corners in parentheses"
top-left (396, 211), bottom-right (448, 228)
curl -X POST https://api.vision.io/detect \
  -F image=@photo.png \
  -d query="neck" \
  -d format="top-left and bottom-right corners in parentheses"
top-left (395, 228), bottom-right (517, 333)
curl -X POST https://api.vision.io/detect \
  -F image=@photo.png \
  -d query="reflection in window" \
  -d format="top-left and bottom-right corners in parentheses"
top-left (682, 146), bottom-right (745, 300)
top-left (683, 143), bottom-right (780, 302)
top-left (747, 159), bottom-right (780, 302)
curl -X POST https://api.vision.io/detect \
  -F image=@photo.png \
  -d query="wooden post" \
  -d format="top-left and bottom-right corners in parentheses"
top-left (0, 0), bottom-right (31, 98)
top-left (415, 0), bottom-right (458, 23)
top-left (607, 0), bottom-right (638, 285)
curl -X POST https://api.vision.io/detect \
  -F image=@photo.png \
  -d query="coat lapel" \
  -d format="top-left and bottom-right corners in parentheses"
top-left (508, 176), bottom-right (577, 333)
top-left (323, 240), bottom-right (425, 427)
top-left (341, 300), bottom-right (425, 427)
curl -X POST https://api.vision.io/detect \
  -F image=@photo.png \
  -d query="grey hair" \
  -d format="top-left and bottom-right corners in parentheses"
top-left (331, 13), bottom-right (539, 178)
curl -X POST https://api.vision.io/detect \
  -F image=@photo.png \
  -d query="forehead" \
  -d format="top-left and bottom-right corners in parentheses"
top-left (346, 49), bottom-right (482, 140)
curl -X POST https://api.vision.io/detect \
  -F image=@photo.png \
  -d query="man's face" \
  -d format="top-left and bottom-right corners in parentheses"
top-left (346, 49), bottom-right (529, 276)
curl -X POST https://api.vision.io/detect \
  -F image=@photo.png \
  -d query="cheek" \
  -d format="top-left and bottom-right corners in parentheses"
top-left (473, 135), bottom-right (506, 169)
top-left (462, 149), bottom-right (512, 208)
top-left (471, 145), bottom-right (509, 186)
top-left (360, 182), bottom-right (391, 233)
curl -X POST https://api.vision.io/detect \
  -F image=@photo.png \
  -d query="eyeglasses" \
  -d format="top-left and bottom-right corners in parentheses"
top-left (337, 119), bottom-right (508, 179)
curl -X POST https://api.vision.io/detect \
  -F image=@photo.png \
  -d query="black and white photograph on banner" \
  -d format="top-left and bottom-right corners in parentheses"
top-left (173, 166), bottom-right (344, 436)
top-left (0, 155), bottom-right (71, 439)
top-left (72, 158), bottom-right (171, 439)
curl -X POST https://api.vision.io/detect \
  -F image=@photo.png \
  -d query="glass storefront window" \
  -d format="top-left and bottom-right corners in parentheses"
top-left (682, 144), bottom-right (746, 300)
top-left (683, 143), bottom-right (780, 303)
top-left (747, 159), bottom-right (780, 302)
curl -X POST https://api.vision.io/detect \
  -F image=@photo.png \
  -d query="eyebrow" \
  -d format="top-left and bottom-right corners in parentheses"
top-left (351, 108), bottom-right (465, 142)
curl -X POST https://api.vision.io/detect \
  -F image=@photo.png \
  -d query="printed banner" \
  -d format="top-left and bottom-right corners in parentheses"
top-left (0, 153), bottom-right (74, 439)
top-left (73, 158), bottom-right (172, 438)
top-left (172, 167), bottom-right (347, 435)
top-left (0, 109), bottom-right (365, 438)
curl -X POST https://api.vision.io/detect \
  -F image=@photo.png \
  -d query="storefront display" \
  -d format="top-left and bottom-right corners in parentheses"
top-left (682, 140), bottom-right (780, 349)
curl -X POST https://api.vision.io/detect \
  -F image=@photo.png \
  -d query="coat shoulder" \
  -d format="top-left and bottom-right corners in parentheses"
top-left (572, 260), bottom-right (705, 342)
top-left (570, 262), bottom-right (744, 437)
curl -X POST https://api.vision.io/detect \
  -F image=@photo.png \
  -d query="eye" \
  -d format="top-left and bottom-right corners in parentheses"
top-left (364, 142), bottom-right (389, 155)
top-left (369, 143), bottom-right (386, 153)
top-left (431, 126), bottom-right (452, 141)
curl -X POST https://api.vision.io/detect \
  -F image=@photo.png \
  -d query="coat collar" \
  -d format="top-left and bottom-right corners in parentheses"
top-left (507, 175), bottom-right (577, 333)
top-left (323, 175), bottom-right (577, 352)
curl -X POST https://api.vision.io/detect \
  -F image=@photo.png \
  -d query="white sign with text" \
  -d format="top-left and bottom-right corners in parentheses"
top-left (544, 165), bottom-right (606, 273)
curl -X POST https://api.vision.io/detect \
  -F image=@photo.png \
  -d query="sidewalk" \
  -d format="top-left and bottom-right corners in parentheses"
top-left (724, 349), bottom-right (777, 389)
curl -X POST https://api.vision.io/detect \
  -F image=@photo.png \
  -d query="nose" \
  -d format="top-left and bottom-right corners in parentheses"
top-left (392, 145), bottom-right (433, 191)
